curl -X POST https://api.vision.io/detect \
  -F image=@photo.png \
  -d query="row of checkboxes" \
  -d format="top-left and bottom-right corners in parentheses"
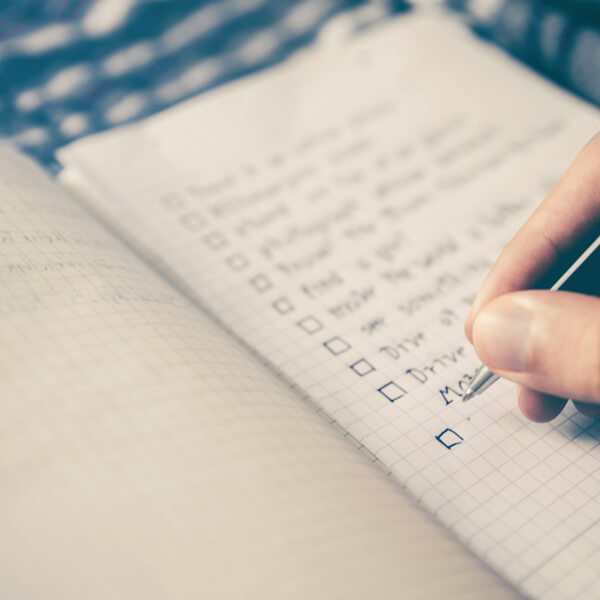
top-left (297, 319), bottom-right (367, 367)
top-left (206, 238), bottom-right (297, 316)
top-left (172, 208), bottom-right (462, 447)
top-left (295, 315), bottom-right (407, 401)
top-left (226, 251), bottom-right (464, 445)
top-left (215, 238), bottom-right (407, 404)
top-left (162, 213), bottom-right (300, 317)
top-left (165, 205), bottom-right (410, 406)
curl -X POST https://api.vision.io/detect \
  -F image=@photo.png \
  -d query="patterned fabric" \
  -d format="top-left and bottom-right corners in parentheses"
top-left (0, 0), bottom-right (408, 169)
top-left (448, 0), bottom-right (600, 108)
top-left (0, 1), bottom-right (596, 170)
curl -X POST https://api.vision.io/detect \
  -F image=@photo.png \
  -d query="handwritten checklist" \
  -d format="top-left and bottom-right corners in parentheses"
top-left (59, 14), bottom-right (600, 600)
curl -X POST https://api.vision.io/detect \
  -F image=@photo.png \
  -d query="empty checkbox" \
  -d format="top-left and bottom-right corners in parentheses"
top-left (297, 316), bottom-right (323, 334)
top-left (350, 359), bottom-right (375, 376)
top-left (435, 428), bottom-right (464, 450)
top-left (273, 298), bottom-right (294, 314)
top-left (250, 274), bottom-right (272, 293)
top-left (323, 337), bottom-right (351, 356)
top-left (178, 211), bottom-right (205, 231)
top-left (226, 254), bottom-right (249, 271)
top-left (203, 232), bottom-right (228, 250)
top-left (378, 381), bottom-right (406, 402)
top-left (160, 192), bottom-right (186, 212)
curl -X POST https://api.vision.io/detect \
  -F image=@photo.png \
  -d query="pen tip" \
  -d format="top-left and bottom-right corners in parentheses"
top-left (462, 389), bottom-right (474, 402)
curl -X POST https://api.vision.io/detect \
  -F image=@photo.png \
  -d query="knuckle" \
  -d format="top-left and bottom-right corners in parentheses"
top-left (525, 331), bottom-right (547, 377)
top-left (581, 321), bottom-right (600, 402)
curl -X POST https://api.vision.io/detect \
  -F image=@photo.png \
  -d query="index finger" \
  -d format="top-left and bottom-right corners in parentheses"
top-left (465, 131), bottom-right (600, 342)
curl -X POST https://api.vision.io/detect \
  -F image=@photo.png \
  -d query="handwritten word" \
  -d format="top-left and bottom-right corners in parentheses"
top-left (328, 286), bottom-right (376, 320)
top-left (439, 372), bottom-right (474, 405)
top-left (301, 271), bottom-right (344, 300)
top-left (275, 242), bottom-right (332, 275)
top-left (235, 204), bottom-right (289, 237)
top-left (343, 223), bottom-right (376, 240)
top-left (397, 261), bottom-right (490, 316)
top-left (258, 201), bottom-right (356, 259)
top-left (374, 233), bottom-right (406, 263)
top-left (404, 346), bottom-right (466, 385)
top-left (360, 317), bottom-right (385, 336)
top-left (379, 266), bottom-right (412, 283)
top-left (378, 332), bottom-right (425, 360)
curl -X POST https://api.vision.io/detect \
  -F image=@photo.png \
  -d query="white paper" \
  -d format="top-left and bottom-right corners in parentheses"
top-left (59, 11), bottom-right (600, 599)
top-left (0, 144), bottom-right (522, 599)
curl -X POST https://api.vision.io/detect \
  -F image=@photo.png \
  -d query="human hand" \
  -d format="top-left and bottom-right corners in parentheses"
top-left (465, 132), bottom-right (600, 422)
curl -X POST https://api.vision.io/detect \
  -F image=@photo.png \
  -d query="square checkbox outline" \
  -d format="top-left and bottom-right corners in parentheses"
top-left (226, 253), bottom-right (249, 271)
top-left (160, 191), bottom-right (187, 212)
top-left (179, 210), bottom-right (206, 231)
top-left (323, 337), bottom-right (351, 356)
top-left (249, 274), bottom-right (273, 293)
top-left (378, 381), bottom-right (406, 403)
top-left (435, 428), bottom-right (464, 450)
top-left (272, 297), bottom-right (294, 315)
top-left (350, 358), bottom-right (375, 376)
top-left (297, 316), bottom-right (324, 334)
top-left (203, 231), bottom-right (228, 250)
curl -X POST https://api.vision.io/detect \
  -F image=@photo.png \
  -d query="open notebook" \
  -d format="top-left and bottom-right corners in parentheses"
top-left (3, 9), bottom-right (600, 600)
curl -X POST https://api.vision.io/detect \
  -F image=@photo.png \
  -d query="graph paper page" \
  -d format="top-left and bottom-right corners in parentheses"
top-left (59, 11), bottom-right (600, 600)
top-left (0, 146), bottom-right (520, 599)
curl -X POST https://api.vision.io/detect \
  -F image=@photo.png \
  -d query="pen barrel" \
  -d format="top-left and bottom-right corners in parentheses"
top-left (552, 235), bottom-right (600, 296)
top-left (469, 366), bottom-right (500, 396)
top-left (475, 371), bottom-right (500, 395)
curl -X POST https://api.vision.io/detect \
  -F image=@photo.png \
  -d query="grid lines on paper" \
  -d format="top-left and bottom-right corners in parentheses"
top-left (85, 156), bottom-right (600, 600)
top-left (58, 22), bottom-right (600, 598)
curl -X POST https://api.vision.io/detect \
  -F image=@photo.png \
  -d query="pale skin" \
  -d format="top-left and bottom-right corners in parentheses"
top-left (465, 131), bottom-right (600, 422)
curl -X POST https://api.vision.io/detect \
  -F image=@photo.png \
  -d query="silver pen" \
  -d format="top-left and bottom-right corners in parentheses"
top-left (463, 234), bottom-right (600, 402)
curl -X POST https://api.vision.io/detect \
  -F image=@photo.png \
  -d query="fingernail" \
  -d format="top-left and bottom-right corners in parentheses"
top-left (472, 299), bottom-right (531, 372)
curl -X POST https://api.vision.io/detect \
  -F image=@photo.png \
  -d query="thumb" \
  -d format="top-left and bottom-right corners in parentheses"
top-left (472, 290), bottom-right (600, 403)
